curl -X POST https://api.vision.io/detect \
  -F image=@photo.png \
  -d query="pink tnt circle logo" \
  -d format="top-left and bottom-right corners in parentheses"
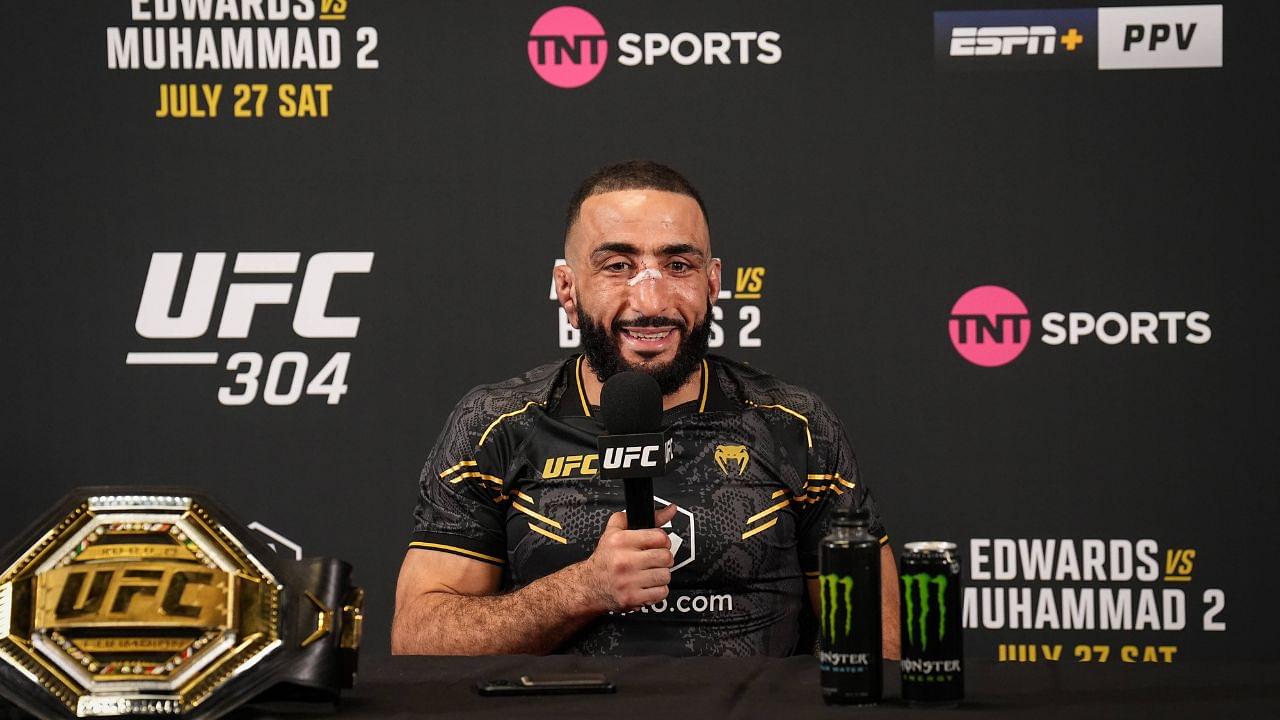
top-left (949, 285), bottom-right (1032, 367)
top-left (528, 6), bottom-right (608, 88)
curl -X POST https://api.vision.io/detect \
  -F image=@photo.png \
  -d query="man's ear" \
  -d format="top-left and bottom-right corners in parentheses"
top-left (708, 257), bottom-right (723, 306)
top-left (553, 263), bottom-right (579, 328)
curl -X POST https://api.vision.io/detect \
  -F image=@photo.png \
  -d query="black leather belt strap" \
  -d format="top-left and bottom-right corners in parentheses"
top-left (262, 556), bottom-right (363, 701)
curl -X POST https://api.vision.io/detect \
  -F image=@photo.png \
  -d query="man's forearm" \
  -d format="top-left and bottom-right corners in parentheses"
top-left (881, 544), bottom-right (901, 660)
top-left (392, 561), bottom-right (603, 655)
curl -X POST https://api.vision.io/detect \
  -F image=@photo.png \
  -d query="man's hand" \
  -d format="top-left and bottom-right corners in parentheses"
top-left (581, 504), bottom-right (679, 612)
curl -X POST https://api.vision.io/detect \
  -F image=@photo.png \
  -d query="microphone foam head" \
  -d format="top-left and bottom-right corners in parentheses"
top-left (600, 371), bottom-right (663, 434)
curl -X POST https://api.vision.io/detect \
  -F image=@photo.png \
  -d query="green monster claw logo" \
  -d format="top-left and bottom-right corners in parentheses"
top-left (901, 573), bottom-right (948, 650)
top-left (819, 573), bottom-right (854, 643)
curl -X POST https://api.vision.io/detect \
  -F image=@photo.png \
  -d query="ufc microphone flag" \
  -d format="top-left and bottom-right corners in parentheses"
top-left (597, 433), bottom-right (671, 481)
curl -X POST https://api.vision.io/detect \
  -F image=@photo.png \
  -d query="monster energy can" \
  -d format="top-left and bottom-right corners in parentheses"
top-left (818, 508), bottom-right (881, 705)
top-left (900, 541), bottom-right (964, 705)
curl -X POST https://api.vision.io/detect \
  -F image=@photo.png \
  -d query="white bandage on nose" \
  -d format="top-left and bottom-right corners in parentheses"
top-left (627, 267), bottom-right (663, 286)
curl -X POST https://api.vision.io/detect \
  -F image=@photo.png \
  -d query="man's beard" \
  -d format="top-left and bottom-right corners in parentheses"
top-left (577, 301), bottom-right (713, 397)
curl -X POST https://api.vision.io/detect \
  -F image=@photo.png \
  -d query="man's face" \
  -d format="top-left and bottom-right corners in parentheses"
top-left (555, 189), bottom-right (721, 393)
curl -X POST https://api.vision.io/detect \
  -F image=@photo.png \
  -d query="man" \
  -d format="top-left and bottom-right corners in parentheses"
top-left (392, 160), bottom-right (900, 656)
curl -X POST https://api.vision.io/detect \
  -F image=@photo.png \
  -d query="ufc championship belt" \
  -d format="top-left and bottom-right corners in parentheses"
top-left (0, 488), bottom-right (362, 719)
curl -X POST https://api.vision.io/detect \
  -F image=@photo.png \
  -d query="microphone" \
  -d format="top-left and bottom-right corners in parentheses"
top-left (597, 371), bottom-right (669, 530)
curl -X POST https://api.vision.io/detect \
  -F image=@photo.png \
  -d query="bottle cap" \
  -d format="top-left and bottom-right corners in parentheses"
top-left (832, 507), bottom-right (870, 527)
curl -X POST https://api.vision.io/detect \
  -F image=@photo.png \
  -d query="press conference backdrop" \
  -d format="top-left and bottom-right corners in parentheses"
top-left (3, 1), bottom-right (1275, 666)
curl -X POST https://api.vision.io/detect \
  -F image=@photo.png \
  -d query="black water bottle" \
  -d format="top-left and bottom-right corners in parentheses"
top-left (818, 508), bottom-right (882, 705)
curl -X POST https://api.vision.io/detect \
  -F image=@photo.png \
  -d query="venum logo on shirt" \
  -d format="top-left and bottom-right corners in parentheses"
top-left (714, 444), bottom-right (750, 476)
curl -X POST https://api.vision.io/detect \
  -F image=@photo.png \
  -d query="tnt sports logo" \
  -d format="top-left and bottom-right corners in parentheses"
top-left (902, 573), bottom-right (951, 651)
top-left (949, 285), bottom-right (1211, 367)
top-left (528, 6), bottom-right (608, 89)
top-left (128, 251), bottom-right (373, 406)
top-left (949, 285), bottom-right (1031, 367)
top-left (527, 6), bottom-right (781, 88)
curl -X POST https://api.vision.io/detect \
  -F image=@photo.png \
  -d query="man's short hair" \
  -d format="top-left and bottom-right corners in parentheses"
top-left (565, 160), bottom-right (709, 237)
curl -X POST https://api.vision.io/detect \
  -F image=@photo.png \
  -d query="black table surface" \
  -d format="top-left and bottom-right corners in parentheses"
top-left (224, 655), bottom-right (1280, 720)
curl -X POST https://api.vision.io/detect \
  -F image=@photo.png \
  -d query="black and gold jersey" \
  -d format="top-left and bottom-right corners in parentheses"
top-left (410, 354), bottom-right (887, 656)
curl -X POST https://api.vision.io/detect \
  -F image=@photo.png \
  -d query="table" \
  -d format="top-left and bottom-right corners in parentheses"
top-left (224, 655), bottom-right (1280, 719)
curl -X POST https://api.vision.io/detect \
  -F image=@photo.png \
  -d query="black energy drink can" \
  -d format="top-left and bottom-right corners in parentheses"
top-left (899, 541), bottom-right (964, 705)
top-left (818, 509), bottom-right (882, 705)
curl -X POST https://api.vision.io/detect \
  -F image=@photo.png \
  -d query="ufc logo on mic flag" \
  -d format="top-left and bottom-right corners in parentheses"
top-left (597, 434), bottom-right (671, 480)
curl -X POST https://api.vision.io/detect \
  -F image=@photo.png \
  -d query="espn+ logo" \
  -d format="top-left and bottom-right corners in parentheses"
top-left (129, 251), bottom-right (373, 405)
top-left (950, 26), bottom-right (1081, 56)
top-left (527, 6), bottom-right (781, 89)
top-left (949, 285), bottom-right (1211, 368)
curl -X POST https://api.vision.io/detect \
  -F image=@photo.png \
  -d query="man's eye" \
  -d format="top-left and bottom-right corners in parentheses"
top-left (669, 261), bottom-right (690, 273)
top-left (605, 261), bottom-right (630, 273)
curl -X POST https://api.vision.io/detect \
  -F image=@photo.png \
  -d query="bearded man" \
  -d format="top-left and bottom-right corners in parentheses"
top-left (392, 160), bottom-right (899, 657)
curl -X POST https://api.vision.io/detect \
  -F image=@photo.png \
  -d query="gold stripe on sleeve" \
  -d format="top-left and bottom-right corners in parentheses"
top-left (513, 502), bottom-right (563, 530)
top-left (439, 459), bottom-right (478, 479)
top-left (741, 518), bottom-right (778, 540)
top-left (746, 498), bottom-right (791, 525)
top-left (449, 471), bottom-right (504, 486)
top-left (527, 522), bottom-right (568, 544)
top-left (408, 541), bottom-right (504, 565)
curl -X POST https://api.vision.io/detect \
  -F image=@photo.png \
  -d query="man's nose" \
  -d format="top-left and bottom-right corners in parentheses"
top-left (627, 269), bottom-right (675, 317)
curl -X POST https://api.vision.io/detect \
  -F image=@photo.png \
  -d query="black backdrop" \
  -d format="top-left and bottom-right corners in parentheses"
top-left (3, 1), bottom-right (1275, 665)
